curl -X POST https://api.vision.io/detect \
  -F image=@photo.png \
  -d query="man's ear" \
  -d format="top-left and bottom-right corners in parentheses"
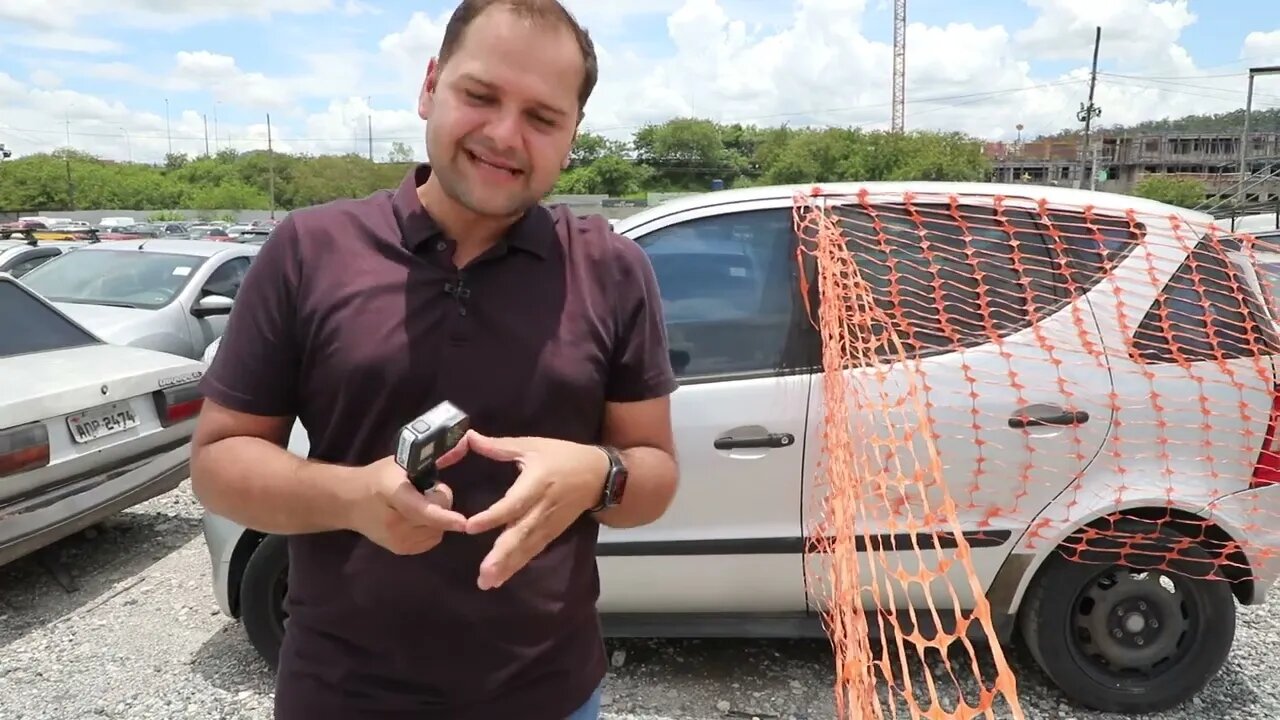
top-left (563, 125), bottom-right (579, 169)
top-left (418, 57), bottom-right (440, 121)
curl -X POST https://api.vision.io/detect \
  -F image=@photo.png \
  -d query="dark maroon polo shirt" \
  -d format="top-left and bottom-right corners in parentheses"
top-left (199, 163), bottom-right (676, 720)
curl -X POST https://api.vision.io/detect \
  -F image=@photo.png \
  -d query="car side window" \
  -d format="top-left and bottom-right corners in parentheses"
top-left (635, 208), bottom-right (799, 380)
top-left (1131, 241), bottom-right (1280, 363)
top-left (202, 257), bottom-right (251, 299)
top-left (832, 203), bottom-right (1070, 360)
top-left (8, 254), bottom-right (56, 278)
top-left (1042, 209), bottom-right (1144, 292)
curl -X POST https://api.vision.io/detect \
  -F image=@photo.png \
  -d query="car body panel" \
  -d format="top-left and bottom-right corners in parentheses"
top-left (0, 276), bottom-right (204, 566)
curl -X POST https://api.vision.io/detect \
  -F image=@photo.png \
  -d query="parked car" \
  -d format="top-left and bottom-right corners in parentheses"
top-left (0, 239), bottom-right (82, 278)
top-left (19, 239), bottom-right (259, 360)
top-left (197, 182), bottom-right (1280, 714)
top-left (0, 274), bottom-right (205, 567)
top-left (232, 227), bottom-right (272, 245)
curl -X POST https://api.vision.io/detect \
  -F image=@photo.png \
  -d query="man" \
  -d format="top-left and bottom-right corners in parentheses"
top-left (188, 1), bottom-right (679, 718)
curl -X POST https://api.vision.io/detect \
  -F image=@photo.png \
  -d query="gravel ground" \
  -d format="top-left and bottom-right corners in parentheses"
top-left (0, 482), bottom-right (1276, 720)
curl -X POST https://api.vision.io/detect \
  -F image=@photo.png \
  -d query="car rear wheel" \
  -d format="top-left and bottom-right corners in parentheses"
top-left (239, 533), bottom-right (289, 671)
top-left (1017, 519), bottom-right (1236, 714)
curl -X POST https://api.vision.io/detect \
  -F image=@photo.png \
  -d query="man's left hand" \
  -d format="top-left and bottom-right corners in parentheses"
top-left (447, 430), bottom-right (608, 590)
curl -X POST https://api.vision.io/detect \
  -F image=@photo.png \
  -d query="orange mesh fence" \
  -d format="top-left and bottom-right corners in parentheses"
top-left (791, 187), bottom-right (1280, 719)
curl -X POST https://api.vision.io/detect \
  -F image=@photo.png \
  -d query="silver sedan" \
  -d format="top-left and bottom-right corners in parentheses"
top-left (18, 238), bottom-right (260, 359)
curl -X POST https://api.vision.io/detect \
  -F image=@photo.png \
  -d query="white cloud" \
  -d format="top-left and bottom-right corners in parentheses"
top-left (29, 70), bottom-right (63, 89)
top-left (10, 31), bottom-right (121, 54)
top-left (0, 0), bottom-right (337, 31)
top-left (1243, 30), bottom-right (1280, 67)
top-left (0, 0), bottom-right (1275, 167)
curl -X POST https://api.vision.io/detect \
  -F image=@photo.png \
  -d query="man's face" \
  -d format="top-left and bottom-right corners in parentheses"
top-left (418, 8), bottom-right (583, 218)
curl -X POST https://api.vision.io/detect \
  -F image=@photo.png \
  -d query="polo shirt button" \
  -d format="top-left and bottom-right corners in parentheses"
top-left (435, 241), bottom-right (447, 251)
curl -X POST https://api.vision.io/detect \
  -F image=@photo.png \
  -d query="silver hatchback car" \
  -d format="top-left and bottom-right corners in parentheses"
top-left (19, 239), bottom-right (259, 360)
top-left (198, 182), bottom-right (1280, 715)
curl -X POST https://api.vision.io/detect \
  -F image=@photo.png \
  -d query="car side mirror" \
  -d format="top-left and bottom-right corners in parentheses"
top-left (192, 293), bottom-right (234, 318)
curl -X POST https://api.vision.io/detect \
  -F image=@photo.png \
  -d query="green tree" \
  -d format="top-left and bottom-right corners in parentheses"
top-left (1132, 175), bottom-right (1207, 208)
top-left (387, 142), bottom-right (415, 163)
top-left (0, 117), bottom-right (1002, 211)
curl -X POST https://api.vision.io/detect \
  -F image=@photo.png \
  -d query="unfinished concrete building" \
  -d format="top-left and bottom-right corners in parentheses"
top-left (986, 131), bottom-right (1280, 209)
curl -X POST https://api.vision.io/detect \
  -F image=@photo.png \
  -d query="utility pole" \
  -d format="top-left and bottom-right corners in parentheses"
top-left (1076, 26), bottom-right (1103, 189)
top-left (367, 111), bottom-right (374, 162)
top-left (267, 113), bottom-right (277, 220)
top-left (203, 114), bottom-right (210, 156)
top-left (164, 98), bottom-right (172, 155)
top-left (64, 112), bottom-right (75, 210)
top-left (213, 102), bottom-right (220, 152)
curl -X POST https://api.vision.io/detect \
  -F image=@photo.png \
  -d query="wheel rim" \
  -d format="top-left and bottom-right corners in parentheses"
top-left (1067, 566), bottom-right (1200, 684)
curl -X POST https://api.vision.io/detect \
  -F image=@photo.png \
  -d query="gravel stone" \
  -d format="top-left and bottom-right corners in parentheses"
top-left (0, 480), bottom-right (1276, 719)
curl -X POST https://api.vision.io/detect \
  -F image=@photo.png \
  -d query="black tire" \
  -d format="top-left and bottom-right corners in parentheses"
top-left (239, 533), bottom-right (289, 672)
top-left (1017, 518), bottom-right (1236, 714)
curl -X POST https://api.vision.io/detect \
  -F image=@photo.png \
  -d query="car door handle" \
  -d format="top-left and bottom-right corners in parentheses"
top-left (714, 432), bottom-right (795, 450)
top-left (1008, 403), bottom-right (1090, 429)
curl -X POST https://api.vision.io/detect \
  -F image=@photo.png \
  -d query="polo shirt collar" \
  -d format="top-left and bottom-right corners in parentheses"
top-left (392, 162), bottom-right (553, 259)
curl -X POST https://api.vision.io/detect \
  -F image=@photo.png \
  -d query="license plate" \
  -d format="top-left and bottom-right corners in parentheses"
top-left (66, 402), bottom-right (140, 444)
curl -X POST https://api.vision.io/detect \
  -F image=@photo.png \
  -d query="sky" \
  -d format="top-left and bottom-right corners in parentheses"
top-left (1, 0), bottom-right (1279, 164)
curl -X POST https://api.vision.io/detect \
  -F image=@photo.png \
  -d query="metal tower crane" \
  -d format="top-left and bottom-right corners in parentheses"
top-left (891, 0), bottom-right (906, 133)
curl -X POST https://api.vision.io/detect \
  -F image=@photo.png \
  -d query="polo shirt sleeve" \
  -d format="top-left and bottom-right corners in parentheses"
top-left (199, 216), bottom-right (303, 418)
top-left (606, 233), bottom-right (679, 403)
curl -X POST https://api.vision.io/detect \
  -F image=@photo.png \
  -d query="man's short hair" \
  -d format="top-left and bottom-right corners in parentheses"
top-left (438, 0), bottom-right (599, 114)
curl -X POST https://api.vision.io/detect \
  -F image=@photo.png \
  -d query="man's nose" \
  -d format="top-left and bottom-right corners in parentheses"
top-left (484, 111), bottom-right (522, 153)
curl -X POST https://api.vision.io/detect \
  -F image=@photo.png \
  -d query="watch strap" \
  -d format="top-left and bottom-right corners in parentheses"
top-left (590, 445), bottom-right (625, 513)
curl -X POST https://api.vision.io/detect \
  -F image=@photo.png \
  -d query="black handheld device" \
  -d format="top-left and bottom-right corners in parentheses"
top-left (394, 401), bottom-right (471, 492)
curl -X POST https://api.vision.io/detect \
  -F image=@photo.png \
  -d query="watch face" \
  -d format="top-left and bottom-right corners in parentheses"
top-left (609, 466), bottom-right (627, 505)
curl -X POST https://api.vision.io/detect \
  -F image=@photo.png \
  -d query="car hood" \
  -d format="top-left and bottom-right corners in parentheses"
top-left (52, 301), bottom-right (161, 342)
top-left (1, 344), bottom-right (205, 428)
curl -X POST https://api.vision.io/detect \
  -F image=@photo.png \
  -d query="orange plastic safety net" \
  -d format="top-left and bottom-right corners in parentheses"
top-left (792, 187), bottom-right (1280, 719)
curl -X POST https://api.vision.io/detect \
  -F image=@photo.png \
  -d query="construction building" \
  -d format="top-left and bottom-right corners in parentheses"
top-left (985, 131), bottom-right (1280, 211)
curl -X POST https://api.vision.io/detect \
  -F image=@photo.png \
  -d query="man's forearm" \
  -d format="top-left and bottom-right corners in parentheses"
top-left (592, 445), bottom-right (678, 528)
top-left (190, 436), bottom-right (364, 535)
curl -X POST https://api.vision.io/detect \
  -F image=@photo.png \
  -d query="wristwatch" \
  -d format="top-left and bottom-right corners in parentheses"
top-left (590, 445), bottom-right (628, 513)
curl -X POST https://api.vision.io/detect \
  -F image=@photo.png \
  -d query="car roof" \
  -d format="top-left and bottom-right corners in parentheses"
top-left (73, 238), bottom-right (254, 258)
top-left (613, 181), bottom-right (1218, 232)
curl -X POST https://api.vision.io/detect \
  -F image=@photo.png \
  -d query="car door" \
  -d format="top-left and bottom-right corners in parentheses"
top-left (596, 198), bottom-right (818, 616)
top-left (186, 255), bottom-right (250, 356)
top-left (800, 195), bottom-right (1116, 615)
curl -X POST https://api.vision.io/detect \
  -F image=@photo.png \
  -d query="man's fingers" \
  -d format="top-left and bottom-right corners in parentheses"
top-left (478, 513), bottom-right (548, 590)
top-left (434, 433), bottom-right (471, 470)
top-left (464, 430), bottom-right (528, 463)
top-left (387, 481), bottom-right (466, 532)
top-left (465, 475), bottom-right (539, 535)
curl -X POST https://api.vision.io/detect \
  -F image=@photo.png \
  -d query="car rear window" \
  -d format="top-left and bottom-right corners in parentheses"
top-left (0, 281), bottom-right (101, 359)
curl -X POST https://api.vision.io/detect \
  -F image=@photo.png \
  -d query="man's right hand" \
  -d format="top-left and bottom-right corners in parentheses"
top-left (346, 456), bottom-right (468, 555)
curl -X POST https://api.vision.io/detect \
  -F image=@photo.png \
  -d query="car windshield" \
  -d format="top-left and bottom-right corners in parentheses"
top-left (21, 249), bottom-right (205, 309)
top-left (0, 281), bottom-right (100, 359)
